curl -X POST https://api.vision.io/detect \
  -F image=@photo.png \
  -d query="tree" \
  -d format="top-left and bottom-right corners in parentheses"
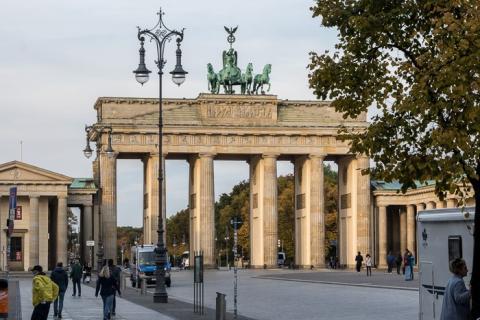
top-left (309, 1), bottom-right (480, 316)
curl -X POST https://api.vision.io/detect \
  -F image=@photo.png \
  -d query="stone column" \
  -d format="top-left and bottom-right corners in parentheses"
top-left (425, 201), bottom-right (435, 210)
top-left (263, 154), bottom-right (278, 267)
top-left (199, 153), bottom-right (215, 267)
top-left (446, 199), bottom-right (457, 208)
top-left (400, 208), bottom-right (407, 254)
top-left (249, 156), bottom-right (263, 267)
top-left (93, 204), bottom-right (100, 270)
top-left (406, 205), bottom-right (415, 256)
top-left (145, 153), bottom-right (160, 246)
top-left (100, 152), bottom-right (117, 261)
top-left (83, 205), bottom-right (93, 264)
top-left (29, 195), bottom-right (40, 268)
top-left (188, 154), bottom-right (215, 267)
top-left (57, 196), bottom-right (68, 265)
top-left (436, 200), bottom-right (446, 208)
top-left (356, 156), bottom-right (370, 256)
top-left (378, 206), bottom-right (387, 268)
top-left (294, 154), bottom-right (325, 268)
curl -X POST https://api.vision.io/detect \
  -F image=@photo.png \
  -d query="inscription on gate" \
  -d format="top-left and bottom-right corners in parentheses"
top-left (204, 105), bottom-right (274, 120)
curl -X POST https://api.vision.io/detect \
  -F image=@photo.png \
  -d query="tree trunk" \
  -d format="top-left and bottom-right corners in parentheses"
top-left (471, 183), bottom-right (480, 319)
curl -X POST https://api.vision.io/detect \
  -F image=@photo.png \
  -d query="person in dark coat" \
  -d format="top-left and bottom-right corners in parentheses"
top-left (50, 262), bottom-right (68, 318)
top-left (355, 252), bottom-right (363, 272)
top-left (395, 253), bottom-right (403, 275)
top-left (386, 251), bottom-right (395, 273)
top-left (95, 266), bottom-right (120, 320)
top-left (69, 260), bottom-right (82, 297)
top-left (108, 259), bottom-right (122, 316)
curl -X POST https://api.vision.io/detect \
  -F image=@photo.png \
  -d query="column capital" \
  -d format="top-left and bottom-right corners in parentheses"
top-left (308, 154), bottom-right (327, 161)
top-left (100, 151), bottom-right (119, 159)
top-left (262, 153), bottom-right (279, 159)
top-left (57, 194), bottom-right (68, 200)
top-left (199, 152), bottom-right (216, 159)
top-left (29, 194), bottom-right (40, 200)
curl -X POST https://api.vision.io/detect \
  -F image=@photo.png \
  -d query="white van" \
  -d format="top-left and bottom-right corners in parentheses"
top-left (417, 207), bottom-right (475, 319)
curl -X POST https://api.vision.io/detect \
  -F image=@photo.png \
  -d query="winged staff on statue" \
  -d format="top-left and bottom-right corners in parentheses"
top-left (207, 26), bottom-right (271, 95)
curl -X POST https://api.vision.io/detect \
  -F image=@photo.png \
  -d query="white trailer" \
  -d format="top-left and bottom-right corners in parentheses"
top-left (417, 207), bottom-right (475, 319)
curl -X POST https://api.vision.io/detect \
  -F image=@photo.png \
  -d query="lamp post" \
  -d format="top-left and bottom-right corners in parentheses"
top-left (133, 9), bottom-right (187, 303)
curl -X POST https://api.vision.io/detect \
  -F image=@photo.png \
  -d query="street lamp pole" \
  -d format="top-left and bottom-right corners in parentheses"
top-left (133, 9), bottom-right (187, 304)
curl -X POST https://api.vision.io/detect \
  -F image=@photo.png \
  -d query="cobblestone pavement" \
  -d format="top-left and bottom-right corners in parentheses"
top-left (160, 268), bottom-right (419, 320)
top-left (256, 268), bottom-right (419, 290)
top-left (20, 278), bottom-right (174, 320)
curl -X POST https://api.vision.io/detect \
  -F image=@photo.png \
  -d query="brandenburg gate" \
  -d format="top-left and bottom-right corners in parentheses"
top-left (88, 93), bottom-right (371, 268)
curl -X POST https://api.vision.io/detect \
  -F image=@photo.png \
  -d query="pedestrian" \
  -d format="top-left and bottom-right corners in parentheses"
top-left (31, 265), bottom-right (58, 320)
top-left (50, 262), bottom-right (68, 319)
top-left (386, 251), bottom-right (395, 273)
top-left (365, 254), bottom-right (372, 276)
top-left (70, 260), bottom-right (82, 297)
top-left (95, 265), bottom-right (120, 320)
top-left (329, 256), bottom-right (335, 269)
top-left (404, 251), bottom-right (415, 281)
top-left (335, 256), bottom-right (339, 269)
top-left (402, 249), bottom-right (409, 275)
top-left (440, 258), bottom-right (471, 320)
top-left (395, 252), bottom-right (403, 275)
top-left (82, 263), bottom-right (92, 284)
top-left (108, 259), bottom-right (122, 317)
top-left (355, 251), bottom-right (363, 272)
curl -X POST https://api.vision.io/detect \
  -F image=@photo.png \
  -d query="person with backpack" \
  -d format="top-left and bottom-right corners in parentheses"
top-left (70, 260), bottom-right (82, 297)
top-left (31, 265), bottom-right (59, 320)
top-left (50, 262), bottom-right (68, 319)
top-left (108, 259), bottom-right (122, 316)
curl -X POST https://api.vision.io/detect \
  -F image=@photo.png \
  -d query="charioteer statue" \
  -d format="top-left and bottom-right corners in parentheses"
top-left (207, 26), bottom-right (271, 95)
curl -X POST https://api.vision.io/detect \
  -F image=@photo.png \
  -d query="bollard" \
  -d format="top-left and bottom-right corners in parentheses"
top-left (216, 292), bottom-right (226, 320)
top-left (140, 277), bottom-right (146, 295)
top-left (121, 273), bottom-right (127, 291)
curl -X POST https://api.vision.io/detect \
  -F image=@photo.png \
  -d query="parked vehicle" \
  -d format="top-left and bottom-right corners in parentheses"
top-left (130, 245), bottom-right (171, 288)
top-left (277, 252), bottom-right (286, 267)
top-left (181, 251), bottom-right (190, 269)
top-left (417, 207), bottom-right (474, 319)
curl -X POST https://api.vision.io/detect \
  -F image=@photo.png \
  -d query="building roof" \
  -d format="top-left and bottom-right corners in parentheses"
top-left (371, 180), bottom-right (436, 191)
top-left (70, 178), bottom-right (96, 190)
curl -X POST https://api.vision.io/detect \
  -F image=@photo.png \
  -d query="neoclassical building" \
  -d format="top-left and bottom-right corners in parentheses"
top-left (0, 161), bottom-right (96, 271)
top-left (371, 181), bottom-right (474, 267)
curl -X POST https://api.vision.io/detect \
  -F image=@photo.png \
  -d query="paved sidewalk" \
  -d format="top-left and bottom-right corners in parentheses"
top-left (20, 278), bottom-right (174, 320)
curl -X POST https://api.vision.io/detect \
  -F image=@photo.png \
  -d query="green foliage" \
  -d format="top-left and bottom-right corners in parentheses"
top-left (309, 1), bottom-right (480, 201)
top-left (117, 226), bottom-right (143, 263)
top-left (166, 209), bottom-right (190, 259)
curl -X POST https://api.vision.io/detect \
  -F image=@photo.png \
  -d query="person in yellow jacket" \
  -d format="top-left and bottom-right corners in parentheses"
top-left (31, 265), bottom-right (59, 320)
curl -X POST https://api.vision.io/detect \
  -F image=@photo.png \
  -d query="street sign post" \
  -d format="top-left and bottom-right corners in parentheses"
top-left (7, 187), bottom-right (17, 278)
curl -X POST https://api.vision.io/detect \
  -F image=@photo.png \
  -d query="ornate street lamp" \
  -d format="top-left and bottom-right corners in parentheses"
top-left (133, 8), bottom-right (187, 303)
top-left (83, 125), bottom-right (115, 159)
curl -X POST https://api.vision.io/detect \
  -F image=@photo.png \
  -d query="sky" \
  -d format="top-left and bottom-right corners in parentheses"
top-left (0, 0), bottom-right (338, 226)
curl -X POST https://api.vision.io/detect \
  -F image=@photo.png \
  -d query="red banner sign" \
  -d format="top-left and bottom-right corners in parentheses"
top-left (14, 207), bottom-right (22, 220)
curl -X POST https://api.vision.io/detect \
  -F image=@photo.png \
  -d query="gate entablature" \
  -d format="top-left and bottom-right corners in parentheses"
top-left (92, 94), bottom-right (367, 157)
